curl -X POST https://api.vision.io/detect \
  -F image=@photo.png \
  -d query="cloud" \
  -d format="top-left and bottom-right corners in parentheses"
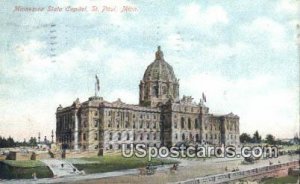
top-left (0, 91), bottom-right (84, 141)
top-left (180, 3), bottom-right (229, 28)
top-left (202, 42), bottom-right (250, 62)
top-left (181, 73), bottom-right (298, 138)
top-left (240, 17), bottom-right (289, 50)
top-left (0, 0), bottom-right (298, 141)
top-left (71, 0), bottom-right (137, 29)
top-left (275, 0), bottom-right (298, 15)
top-left (165, 33), bottom-right (193, 51)
top-left (106, 89), bottom-right (137, 104)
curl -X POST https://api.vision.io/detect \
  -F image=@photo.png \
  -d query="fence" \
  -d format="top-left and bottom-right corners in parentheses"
top-left (173, 160), bottom-right (299, 184)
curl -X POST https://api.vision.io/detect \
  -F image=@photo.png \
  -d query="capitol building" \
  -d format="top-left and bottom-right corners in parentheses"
top-left (56, 47), bottom-right (240, 154)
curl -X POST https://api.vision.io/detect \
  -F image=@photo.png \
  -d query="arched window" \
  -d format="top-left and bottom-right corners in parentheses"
top-left (162, 86), bottom-right (167, 94)
top-left (109, 144), bottom-right (113, 149)
top-left (139, 121), bottom-right (143, 128)
top-left (195, 119), bottom-right (199, 129)
top-left (196, 134), bottom-right (199, 141)
top-left (126, 133), bottom-right (130, 140)
top-left (94, 133), bottom-right (98, 140)
top-left (182, 133), bottom-right (185, 141)
top-left (94, 120), bottom-right (98, 127)
top-left (153, 85), bottom-right (158, 97)
top-left (109, 132), bottom-right (113, 141)
top-left (118, 133), bottom-right (121, 140)
top-left (175, 133), bottom-right (178, 140)
top-left (133, 122), bottom-right (136, 128)
top-left (147, 133), bottom-right (150, 140)
top-left (125, 121), bottom-right (129, 128)
top-left (108, 120), bottom-right (111, 128)
top-left (181, 117), bottom-right (185, 129)
top-left (116, 121), bottom-right (120, 128)
top-left (188, 118), bottom-right (191, 129)
top-left (140, 134), bottom-right (143, 140)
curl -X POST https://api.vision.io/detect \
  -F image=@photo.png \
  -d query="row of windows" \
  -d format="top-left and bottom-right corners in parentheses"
top-left (107, 143), bottom-right (159, 150)
top-left (172, 133), bottom-right (221, 141)
top-left (173, 106), bottom-right (200, 113)
top-left (58, 114), bottom-right (74, 130)
top-left (204, 124), bottom-right (221, 131)
top-left (105, 110), bottom-right (158, 120)
top-left (107, 120), bottom-right (158, 129)
top-left (108, 132), bottom-right (159, 141)
top-left (174, 133), bottom-right (200, 141)
top-left (175, 118), bottom-right (200, 129)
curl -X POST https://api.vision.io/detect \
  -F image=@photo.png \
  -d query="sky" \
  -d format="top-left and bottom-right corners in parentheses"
top-left (0, 0), bottom-right (299, 141)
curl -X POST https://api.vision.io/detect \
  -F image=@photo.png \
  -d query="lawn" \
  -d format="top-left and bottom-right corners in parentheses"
top-left (262, 175), bottom-right (299, 184)
top-left (0, 160), bottom-right (53, 179)
top-left (1, 160), bottom-right (45, 167)
top-left (282, 145), bottom-right (299, 151)
top-left (72, 154), bottom-right (179, 174)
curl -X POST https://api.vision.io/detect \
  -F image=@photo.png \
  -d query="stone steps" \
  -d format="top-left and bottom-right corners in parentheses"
top-left (41, 159), bottom-right (79, 177)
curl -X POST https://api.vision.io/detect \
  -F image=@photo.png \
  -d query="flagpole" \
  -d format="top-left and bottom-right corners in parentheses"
top-left (95, 81), bottom-right (97, 97)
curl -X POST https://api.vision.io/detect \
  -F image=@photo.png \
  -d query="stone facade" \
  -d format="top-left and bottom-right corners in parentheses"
top-left (56, 47), bottom-right (240, 153)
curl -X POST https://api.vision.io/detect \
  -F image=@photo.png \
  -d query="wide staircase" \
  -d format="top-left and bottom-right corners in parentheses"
top-left (41, 159), bottom-right (80, 177)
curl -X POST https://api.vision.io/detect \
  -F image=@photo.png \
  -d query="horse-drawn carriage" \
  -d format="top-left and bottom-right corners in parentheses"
top-left (139, 164), bottom-right (157, 175)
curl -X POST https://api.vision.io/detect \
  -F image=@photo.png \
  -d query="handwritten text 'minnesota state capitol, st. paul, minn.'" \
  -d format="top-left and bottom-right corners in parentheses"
top-left (13, 5), bottom-right (138, 13)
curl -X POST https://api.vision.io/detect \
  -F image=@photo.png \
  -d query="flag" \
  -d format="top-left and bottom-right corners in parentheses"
top-left (202, 92), bottom-right (206, 102)
top-left (95, 75), bottom-right (100, 91)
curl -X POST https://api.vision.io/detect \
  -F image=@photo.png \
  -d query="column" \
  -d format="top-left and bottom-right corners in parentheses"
top-left (74, 110), bottom-right (79, 150)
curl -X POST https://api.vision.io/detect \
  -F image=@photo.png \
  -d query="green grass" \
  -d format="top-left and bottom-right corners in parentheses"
top-left (0, 160), bottom-right (53, 179)
top-left (262, 176), bottom-right (299, 184)
top-left (1, 160), bottom-right (46, 167)
top-left (282, 145), bottom-right (299, 151)
top-left (73, 154), bottom-right (179, 174)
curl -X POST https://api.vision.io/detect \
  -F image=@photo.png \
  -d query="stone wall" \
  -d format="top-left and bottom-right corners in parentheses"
top-left (174, 160), bottom-right (299, 184)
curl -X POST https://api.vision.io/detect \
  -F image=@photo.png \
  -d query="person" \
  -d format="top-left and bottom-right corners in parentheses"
top-left (61, 163), bottom-right (64, 168)
top-left (32, 172), bottom-right (37, 180)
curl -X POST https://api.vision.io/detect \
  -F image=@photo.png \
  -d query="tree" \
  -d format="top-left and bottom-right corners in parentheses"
top-left (7, 137), bottom-right (15, 147)
top-left (252, 130), bottom-right (262, 143)
top-left (29, 137), bottom-right (37, 147)
top-left (240, 133), bottom-right (252, 143)
top-left (293, 133), bottom-right (299, 144)
top-left (0, 136), bottom-right (16, 148)
top-left (0, 136), bottom-right (7, 147)
top-left (265, 134), bottom-right (275, 145)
